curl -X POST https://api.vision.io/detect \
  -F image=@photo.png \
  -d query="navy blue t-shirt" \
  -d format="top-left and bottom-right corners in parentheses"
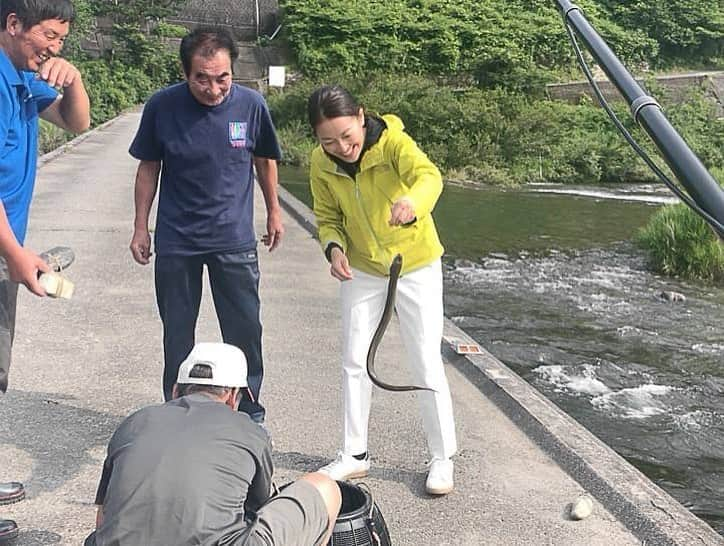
top-left (129, 83), bottom-right (282, 256)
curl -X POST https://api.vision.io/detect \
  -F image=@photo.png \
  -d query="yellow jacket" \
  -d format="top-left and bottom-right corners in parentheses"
top-left (310, 114), bottom-right (444, 276)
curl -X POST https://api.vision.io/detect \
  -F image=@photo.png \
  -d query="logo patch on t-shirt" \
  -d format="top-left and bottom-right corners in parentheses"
top-left (229, 121), bottom-right (247, 148)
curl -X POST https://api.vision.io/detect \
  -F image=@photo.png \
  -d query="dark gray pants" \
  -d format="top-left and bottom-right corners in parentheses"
top-left (154, 249), bottom-right (265, 421)
top-left (0, 258), bottom-right (19, 394)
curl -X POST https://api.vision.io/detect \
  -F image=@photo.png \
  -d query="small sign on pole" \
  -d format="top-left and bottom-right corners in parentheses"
top-left (268, 66), bottom-right (286, 88)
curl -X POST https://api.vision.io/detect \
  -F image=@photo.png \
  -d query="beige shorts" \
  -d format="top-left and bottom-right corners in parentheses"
top-left (240, 480), bottom-right (330, 546)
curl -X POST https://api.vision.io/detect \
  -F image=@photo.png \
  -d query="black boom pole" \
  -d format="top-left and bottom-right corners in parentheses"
top-left (556, 0), bottom-right (724, 235)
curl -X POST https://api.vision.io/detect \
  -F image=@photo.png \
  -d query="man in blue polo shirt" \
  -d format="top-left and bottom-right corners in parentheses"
top-left (0, 0), bottom-right (90, 540)
top-left (128, 26), bottom-right (283, 424)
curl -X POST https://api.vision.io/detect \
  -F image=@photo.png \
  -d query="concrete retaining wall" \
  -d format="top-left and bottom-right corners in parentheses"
top-left (547, 71), bottom-right (724, 116)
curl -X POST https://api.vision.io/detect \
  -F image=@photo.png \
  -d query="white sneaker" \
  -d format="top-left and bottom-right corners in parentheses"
top-left (318, 452), bottom-right (370, 480)
top-left (426, 457), bottom-right (454, 495)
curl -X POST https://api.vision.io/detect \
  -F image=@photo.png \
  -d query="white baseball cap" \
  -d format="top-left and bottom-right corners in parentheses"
top-left (177, 342), bottom-right (248, 388)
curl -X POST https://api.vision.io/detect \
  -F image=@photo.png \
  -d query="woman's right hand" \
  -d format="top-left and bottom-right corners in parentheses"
top-left (330, 247), bottom-right (353, 281)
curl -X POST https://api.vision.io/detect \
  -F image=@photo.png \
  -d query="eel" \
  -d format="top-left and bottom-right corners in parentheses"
top-left (366, 254), bottom-right (436, 393)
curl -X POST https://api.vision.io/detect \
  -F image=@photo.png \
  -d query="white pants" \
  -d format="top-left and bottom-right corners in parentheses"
top-left (340, 259), bottom-right (457, 460)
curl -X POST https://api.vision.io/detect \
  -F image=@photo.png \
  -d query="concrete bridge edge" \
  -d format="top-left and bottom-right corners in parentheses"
top-left (37, 115), bottom-right (723, 545)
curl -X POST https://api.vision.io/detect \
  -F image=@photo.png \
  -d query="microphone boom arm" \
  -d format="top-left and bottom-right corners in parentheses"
top-left (555, 0), bottom-right (724, 237)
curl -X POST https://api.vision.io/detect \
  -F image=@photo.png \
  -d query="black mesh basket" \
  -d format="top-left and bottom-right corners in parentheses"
top-left (329, 481), bottom-right (391, 546)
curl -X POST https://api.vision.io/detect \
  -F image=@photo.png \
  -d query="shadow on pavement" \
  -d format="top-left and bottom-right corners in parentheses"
top-left (0, 389), bottom-right (120, 494)
top-left (13, 530), bottom-right (62, 545)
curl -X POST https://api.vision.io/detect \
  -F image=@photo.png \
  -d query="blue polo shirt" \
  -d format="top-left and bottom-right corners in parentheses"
top-left (129, 83), bottom-right (282, 256)
top-left (0, 49), bottom-right (58, 244)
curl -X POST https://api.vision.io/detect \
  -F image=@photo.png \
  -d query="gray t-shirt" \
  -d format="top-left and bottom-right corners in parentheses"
top-left (93, 393), bottom-right (273, 545)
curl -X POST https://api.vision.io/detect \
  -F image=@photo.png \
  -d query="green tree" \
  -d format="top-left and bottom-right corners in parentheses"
top-left (599, 0), bottom-right (724, 66)
top-left (279, 0), bottom-right (662, 89)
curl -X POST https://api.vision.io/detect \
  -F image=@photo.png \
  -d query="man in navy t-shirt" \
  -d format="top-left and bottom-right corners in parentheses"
top-left (128, 26), bottom-right (283, 424)
top-left (0, 0), bottom-right (90, 540)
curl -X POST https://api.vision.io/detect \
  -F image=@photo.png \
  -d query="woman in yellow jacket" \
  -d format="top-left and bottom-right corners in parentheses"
top-left (308, 85), bottom-right (457, 495)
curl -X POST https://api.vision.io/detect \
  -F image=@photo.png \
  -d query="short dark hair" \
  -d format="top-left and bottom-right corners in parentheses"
top-left (307, 85), bottom-right (362, 132)
top-left (176, 363), bottom-right (232, 398)
top-left (179, 26), bottom-right (239, 77)
top-left (1, 0), bottom-right (75, 31)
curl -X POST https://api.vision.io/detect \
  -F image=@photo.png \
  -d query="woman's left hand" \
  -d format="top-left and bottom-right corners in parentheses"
top-left (389, 197), bottom-right (416, 225)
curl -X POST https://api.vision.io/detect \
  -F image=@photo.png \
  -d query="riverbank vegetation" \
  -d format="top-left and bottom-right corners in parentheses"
top-left (268, 74), bottom-right (722, 187)
top-left (636, 205), bottom-right (724, 282)
top-left (272, 0), bottom-right (723, 184)
top-left (271, 0), bottom-right (724, 280)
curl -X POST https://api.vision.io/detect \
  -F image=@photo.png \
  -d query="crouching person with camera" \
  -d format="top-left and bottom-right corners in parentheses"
top-left (86, 342), bottom-right (341, 546)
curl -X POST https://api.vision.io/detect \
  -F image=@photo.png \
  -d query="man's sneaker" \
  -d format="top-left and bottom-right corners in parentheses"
top-left (0, 517), bottom-right (18, 542)
top-left (425, 457), bottom-right (454, 495)
top-left (0, 482), bottom-right (24, 505)
top-left (318, 452), bottom-right (370, 480)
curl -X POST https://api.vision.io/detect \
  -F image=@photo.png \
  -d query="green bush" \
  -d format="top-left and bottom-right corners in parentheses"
top-left (665, 89), bottom-right (724, 170)
top-left (152, 22), bottom-right (189, 38)
top-left (275, 122), bottom-right (316, 168)
top-left (62, 0), bottom-right (94, 59)
top-left (267, 72), bottom-right (668, 185)
top-left (38, 120), bottom-right (72, 155)
top-left (279, 0), bottom-right (670, 87)
top-left (636, 204), bottom-right (724, 282)
top-left (447, 164), bottom-right (513, 186)
top-left (39, 56), bottom-right (167, 150)
top-left (76, 59), bottom-right (158, 125)
top-left (597, 0), bottom-right (724, 67)
top-left (37, 0), bottom-right (186, 154)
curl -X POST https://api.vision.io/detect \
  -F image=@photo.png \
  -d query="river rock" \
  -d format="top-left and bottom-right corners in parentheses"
top-left (658, 290), bottom-right (686, 303)
top-left (453, 258), bottom-right (477, 269)
top-left (570, 495), bottom-right (594, 520)
top-left (489, 252), bottom-right (509, 260)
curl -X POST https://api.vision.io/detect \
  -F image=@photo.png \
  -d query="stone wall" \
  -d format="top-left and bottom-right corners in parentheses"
top-left (78, 0), bottom-right (287, 91)
top-left (167, 0), bottom-right (280, 41)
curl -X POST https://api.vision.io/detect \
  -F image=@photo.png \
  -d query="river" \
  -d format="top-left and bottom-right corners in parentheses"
top-left (279, 166), bottom-right (724, 535)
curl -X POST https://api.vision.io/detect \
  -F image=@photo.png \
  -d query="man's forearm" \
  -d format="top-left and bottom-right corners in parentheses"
top-left (0, 202), bottom-right (22, 258)
top-left (134, 162), bottom-right (161, 230)
top-left (254, 158), bottom-right (281, 213)
top-left (134, 183), bottom-right (155, 231)
top-left (58, 81), bottom-right (90, 133)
